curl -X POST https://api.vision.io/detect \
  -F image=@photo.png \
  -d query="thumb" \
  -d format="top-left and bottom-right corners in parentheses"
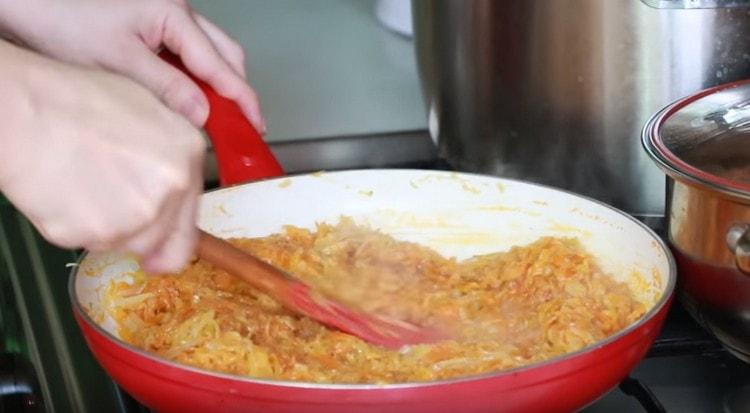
top-left (109, 45), bottom-right (209, 126)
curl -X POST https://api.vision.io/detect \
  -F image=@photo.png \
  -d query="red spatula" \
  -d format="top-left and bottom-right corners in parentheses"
top-left (160, 51), bottom-right (448, 348)
top-left (197, 230), bottom-right (447, 348)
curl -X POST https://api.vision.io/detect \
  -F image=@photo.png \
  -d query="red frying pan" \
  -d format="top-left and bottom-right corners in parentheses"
top-left (69, 53), bottom-right (675, 413)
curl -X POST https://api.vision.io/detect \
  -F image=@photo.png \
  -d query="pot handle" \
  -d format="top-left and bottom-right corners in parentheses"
top-left (159, 50), bottom-right (284, 186)
top-left (726, 224), bottom-right (750, 275)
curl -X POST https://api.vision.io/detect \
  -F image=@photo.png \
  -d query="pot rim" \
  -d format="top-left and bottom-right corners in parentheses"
top-left (68, 169), bottom-right (677, 391)
top-left (643, 79), bottom-right (750, 201)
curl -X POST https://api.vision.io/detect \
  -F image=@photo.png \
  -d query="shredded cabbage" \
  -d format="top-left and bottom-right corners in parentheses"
top-left (105, 218), bottom-right (646, 383)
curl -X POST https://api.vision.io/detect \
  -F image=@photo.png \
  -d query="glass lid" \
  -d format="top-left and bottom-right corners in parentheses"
top-left (644, 80), bottom-right (750, 197)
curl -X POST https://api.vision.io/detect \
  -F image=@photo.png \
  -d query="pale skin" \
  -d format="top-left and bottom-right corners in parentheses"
top-left (0, 0), bottom-right (264, 272)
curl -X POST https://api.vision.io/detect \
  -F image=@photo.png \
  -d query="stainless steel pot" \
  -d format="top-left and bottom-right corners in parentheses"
top-left (643, 80), bottom-right (750, 362)
top-left (413, 0), bottom-right (750, 215)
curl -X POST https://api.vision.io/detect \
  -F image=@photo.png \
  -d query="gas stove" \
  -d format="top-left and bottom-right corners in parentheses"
top-left (0, 131), bottom-right (748, 413)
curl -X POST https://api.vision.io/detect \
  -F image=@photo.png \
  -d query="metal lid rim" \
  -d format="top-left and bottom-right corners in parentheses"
top-left (644, 80), bottom-right (750, 200)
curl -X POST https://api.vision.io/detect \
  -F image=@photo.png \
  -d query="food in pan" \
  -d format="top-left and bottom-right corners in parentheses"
top-left (105, 218), bottom-right (646, 384)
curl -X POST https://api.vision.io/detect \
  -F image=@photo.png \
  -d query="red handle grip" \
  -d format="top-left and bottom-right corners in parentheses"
top-left (160, 51), bottom-right (284, 186)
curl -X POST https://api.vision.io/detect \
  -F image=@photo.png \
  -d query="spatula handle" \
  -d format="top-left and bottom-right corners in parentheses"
top-left (159, 50), bottom-right (284, 185)
top-left (196, 230), bottom-right (293, 297)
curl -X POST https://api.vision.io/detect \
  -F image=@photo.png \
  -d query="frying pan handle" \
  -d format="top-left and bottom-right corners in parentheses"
top-left (726, 224), bottom-right (750, 276)
top-left (159, 50), bottom-right (284, 186)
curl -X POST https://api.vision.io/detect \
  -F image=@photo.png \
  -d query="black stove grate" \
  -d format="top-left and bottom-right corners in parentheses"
top-left (619, 301), bottom-right (728, 413)
top-left (619, 376), bottom-right (666, 413)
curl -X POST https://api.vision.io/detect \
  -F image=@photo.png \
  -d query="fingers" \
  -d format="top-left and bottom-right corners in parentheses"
top-left (121, 189), bottom-right (182, 263)
top-left (120, 179), bottom-right (198, 274)
top-left (161, 9), bottom-right (266, 133)
top-left (102, 130), bottom-right (203, 274)
top-left (141, 181), bottom-right (200, 273)
top-left (192, 13), bottom-right (246, 79)
top-left (135, 149), bottom-right (203, 274)
top-left (109, 44), bottom-right (209, 126)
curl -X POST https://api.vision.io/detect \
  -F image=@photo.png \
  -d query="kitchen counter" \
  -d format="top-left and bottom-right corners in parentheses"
top-left (190, 0), bottom-right (428, 143)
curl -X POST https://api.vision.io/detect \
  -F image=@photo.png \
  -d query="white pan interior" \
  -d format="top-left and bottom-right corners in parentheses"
top-left (75, 169), bottom-right (672, 337)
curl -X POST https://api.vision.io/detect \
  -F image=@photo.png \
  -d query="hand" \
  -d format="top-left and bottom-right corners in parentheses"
top-left (0, 42), bottom-right (205, 273)
top-left (0, 0), bottom-right (265, 132)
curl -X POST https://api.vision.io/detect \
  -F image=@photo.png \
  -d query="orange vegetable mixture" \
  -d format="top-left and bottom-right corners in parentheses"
top-left (106, 219), bottom-right (646, 384)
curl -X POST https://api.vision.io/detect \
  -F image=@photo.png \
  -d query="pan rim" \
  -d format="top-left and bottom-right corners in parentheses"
top-left (68, 168), bottom-right (677, 391)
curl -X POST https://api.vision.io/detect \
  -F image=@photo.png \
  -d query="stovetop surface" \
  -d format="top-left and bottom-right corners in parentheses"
top-left (583, 302), bottom-right (750, 413)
